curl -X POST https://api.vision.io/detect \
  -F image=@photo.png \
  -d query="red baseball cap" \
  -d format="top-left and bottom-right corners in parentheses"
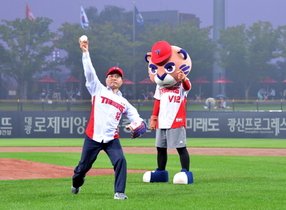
top-left (106, 66), bottom-right (124, 77)
top-left (151, 41), bottom-right (172, 64)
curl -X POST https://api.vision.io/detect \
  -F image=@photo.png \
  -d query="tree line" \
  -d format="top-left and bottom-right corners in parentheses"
top-left (0, 5), bottom-right (286, 100)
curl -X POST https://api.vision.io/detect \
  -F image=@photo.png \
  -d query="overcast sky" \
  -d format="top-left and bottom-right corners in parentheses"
top-left (1, 0), bottom-right (286, 32)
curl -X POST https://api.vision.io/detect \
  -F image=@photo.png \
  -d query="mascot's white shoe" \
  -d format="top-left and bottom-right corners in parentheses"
top-left (143, 168), bottom-right (169, 183)
top-left (173, 169), bottom-right (194, 184)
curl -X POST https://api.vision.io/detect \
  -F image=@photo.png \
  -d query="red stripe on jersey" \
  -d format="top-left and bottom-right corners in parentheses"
top-left (170, 97), bottom-right (187, 128)
top-left (114, 128), bottom-right (119, 139)
top-left (86, 95), bottom-right (95, 138)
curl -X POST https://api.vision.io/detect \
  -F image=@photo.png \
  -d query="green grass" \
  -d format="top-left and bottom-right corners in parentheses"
top-left (0, 152), bottom-right (285, 210)
top-left (0, 139), bottom-right (285, 209)
top-left (0, 138), bottom-right (285, 148)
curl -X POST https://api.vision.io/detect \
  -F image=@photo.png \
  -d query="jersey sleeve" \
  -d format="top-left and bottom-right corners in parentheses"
top-left (153, 85), bottom-right (161, 100)
top-left (152, 99), bottom-right (160, 116)
top-left (123, 100), bottom-right (144, 123)
top-left (82, 52), bottom-right (104, 95)
top-left (182, 79), bottom-right (191, 91)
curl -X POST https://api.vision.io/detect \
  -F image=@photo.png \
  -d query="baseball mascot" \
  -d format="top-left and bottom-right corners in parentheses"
top-left (143, 41), bottom-right (194, 184)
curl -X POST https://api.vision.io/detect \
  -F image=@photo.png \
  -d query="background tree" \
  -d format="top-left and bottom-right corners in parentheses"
top-left (218, 21), bottom-right (280, 99)
top-left (276, 25), bottom-right (286, 91)
top-left (57, 6), bottom-right (134, 99)
top-left (56, 23), bottom-right (84, 76)
top-left (57, 7), bottom-right (216, 99)
top-left (85, 6), bottom-right (99, 24)
top-left (0, 43), bottom-right (10, 98)
top-left (0, 17), bottom-right (56, 99)
top-left (97, 5), bottom-right (127, 25)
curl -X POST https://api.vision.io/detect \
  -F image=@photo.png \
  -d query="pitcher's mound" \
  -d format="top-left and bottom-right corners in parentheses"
top-left (0, 158), bottom-right (144, 180)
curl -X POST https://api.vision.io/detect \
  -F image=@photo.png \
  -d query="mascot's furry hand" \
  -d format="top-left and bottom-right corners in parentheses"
top-left (150, 115), bottom-right (158, 130)
top-left (126, 121), bottom-right (147, 139)
top-left (177, 70), bottom-right (186, 82)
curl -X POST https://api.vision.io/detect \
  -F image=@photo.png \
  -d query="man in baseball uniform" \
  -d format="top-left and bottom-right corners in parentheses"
top-left (71, 36), bottom-right (146, 199)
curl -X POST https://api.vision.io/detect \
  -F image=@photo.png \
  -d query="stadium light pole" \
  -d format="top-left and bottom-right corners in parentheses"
top-left (132, 2), bottom-right (137, 100)
top-left (212, 0), bottom-right (225, 97)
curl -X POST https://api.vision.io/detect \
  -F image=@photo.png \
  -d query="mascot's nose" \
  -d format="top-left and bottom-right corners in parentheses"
top-left (157, 73), bottom-right (167, 81)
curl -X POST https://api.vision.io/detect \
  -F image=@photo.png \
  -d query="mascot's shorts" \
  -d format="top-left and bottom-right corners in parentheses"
top-left (155, 126), bottom-right (186, 148)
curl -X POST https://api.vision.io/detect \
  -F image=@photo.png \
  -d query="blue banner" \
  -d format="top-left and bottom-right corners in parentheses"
top-left (1, 111), bottom-right (286, 138)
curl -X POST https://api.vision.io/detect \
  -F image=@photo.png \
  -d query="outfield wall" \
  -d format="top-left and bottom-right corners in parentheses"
top-left (1, 111), bottom-right (286, 138)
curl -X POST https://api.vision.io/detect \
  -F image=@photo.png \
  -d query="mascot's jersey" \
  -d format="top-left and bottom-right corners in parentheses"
top-left (82, 52), bottom-right (142, 143)
top-left (154, 81), bottom-right (190, 129)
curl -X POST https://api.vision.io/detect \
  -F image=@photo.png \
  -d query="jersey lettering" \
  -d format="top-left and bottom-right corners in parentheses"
top-left (168, 95), bottom-right (181, 103)
top-left (101, 96), bottom-right (125, 112)
top-left (159, 87), bottom-right (180, 94)
top-left (115, 112), bottom-right (121, 121)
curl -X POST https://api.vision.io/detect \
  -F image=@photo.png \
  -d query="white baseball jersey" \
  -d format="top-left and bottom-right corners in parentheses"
top-left (82, 52), bottom-right (143, 143)
top-left (154, 82), bottom-right (190, 129)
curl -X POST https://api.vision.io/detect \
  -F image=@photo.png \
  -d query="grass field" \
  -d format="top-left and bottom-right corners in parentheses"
top-left (0, 138), bottom-right (285, 210)
top-left (1, 138), bottom-right (286, 148)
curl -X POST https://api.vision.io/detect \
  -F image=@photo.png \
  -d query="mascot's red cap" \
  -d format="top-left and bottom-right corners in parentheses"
top-left (106, 66), bottom-right (124, 77)
top-left (151, 41), bottom-right (172, 64)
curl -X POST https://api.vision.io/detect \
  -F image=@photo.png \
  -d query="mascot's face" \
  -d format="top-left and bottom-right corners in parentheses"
top-left (145, 41), bottom-right (192, 87)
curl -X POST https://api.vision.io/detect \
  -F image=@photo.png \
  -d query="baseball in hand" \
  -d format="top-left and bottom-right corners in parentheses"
top-left (80, 35), bottom-right (88, 42)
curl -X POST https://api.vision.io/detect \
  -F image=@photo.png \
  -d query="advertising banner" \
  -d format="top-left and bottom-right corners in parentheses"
top-left (1, 111), bottom-right (286, 138)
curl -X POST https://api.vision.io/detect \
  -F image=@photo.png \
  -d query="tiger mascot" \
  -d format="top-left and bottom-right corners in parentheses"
top-left (143, 41), bottom-right (194, 184)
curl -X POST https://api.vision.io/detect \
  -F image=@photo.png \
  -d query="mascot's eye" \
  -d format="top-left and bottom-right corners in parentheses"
top-left (164, 62), bottom-right (176, 73)
top-left (149, 64), bottom-right (158, 75)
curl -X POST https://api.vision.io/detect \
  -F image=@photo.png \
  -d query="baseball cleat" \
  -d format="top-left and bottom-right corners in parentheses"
top-left (114, 192), bottom-right (128, 199)
top-left (71, 186), bottom-right (80, 194)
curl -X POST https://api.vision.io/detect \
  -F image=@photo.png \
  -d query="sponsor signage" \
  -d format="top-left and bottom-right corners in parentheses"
top-left (1, 111), bottom-right (286, 138)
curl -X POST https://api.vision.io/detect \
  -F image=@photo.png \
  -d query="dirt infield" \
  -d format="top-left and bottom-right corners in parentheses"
top-left (1, 147), bottom-right (285, 180)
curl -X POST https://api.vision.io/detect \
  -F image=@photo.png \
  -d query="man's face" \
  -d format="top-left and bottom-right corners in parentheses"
top-left (106, 73), bottom-right (123, 90)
